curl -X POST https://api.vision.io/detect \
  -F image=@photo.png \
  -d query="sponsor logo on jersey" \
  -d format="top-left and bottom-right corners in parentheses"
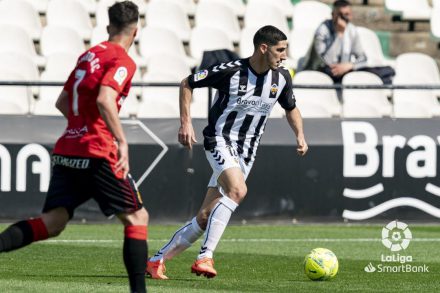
top-left (239, 85), bottom-right (247, 92)
top-left (114, 67), bottom-right (128, 86)
top-left (194, 70), bottom-right (208, 82)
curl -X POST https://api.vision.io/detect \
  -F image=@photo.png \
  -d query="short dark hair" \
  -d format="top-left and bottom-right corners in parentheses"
top-left (253, 25), bottom-right (287, 49)
top-left (108, 1), bottom-right (139, 31)
top-left (333, 0), bottom-right (351, 9)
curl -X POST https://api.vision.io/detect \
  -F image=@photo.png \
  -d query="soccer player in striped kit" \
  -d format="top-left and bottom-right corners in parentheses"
top-left (147, 25), bottom-right (308, 279)
top-left (0, 2), bottom-right (148, 292)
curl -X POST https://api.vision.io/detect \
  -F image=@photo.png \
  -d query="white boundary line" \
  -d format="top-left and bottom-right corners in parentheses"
top-left (42, 238), bottom-right (440, 244)
top-left (122, 120), bottom-right (168, 187)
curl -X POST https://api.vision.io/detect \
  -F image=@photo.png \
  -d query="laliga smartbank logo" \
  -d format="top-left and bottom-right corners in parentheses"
top-left (364, 220), bottom-right (429, 273)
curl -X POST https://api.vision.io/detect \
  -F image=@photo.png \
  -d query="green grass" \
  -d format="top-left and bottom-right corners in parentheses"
top-left (0, 224), bottom-right (439, 292)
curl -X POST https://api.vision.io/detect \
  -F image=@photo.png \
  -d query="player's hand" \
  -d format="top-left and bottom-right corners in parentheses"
top-left (334, 15), bottom-right (347, 35)
top-left (115, 140), bottom-right (130, 179)
top-left (296, 136), bottom-right (308, 156)
top-left (178, 123), bottom-right (197, 150)
top-left (330, 63), bottom-right (353, 76)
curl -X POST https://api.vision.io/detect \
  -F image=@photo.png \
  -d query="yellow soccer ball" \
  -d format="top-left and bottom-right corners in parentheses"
top-left (304, 248), bottom-right (339, 281)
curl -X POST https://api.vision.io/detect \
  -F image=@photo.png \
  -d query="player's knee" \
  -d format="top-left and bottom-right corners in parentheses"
top-left (120, 208), bottom-right (149, 226)
top-left (225, 184), bottom-right (247, 203)
top-left (48, 222), bottom-right (67, 237)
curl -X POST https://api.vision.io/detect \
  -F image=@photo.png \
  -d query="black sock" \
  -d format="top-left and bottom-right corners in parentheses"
top-left (123, 237), bottom-right (148, 293)
top-left (0, 220), bottom-right (34, 253)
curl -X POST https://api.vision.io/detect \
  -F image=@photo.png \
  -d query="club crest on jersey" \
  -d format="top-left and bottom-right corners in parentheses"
top-left (114, 67), bottom-right (128, 86)
top-left (194, 69), bottom-right (208, 82)
top-left (270, 83), bottom-right (278, 95)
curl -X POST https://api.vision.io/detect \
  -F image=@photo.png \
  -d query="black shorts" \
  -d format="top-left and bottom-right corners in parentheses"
top-left (43, 155), bottom-right (144, 219)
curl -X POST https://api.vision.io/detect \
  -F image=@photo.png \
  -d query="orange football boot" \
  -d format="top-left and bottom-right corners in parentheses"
top-left (191, 257), bottom-right (217, 278)
top-left (146, 258), bottom-right (169, 280)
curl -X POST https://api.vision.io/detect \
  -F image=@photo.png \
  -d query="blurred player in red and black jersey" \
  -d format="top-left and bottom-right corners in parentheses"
top-left (0, 2), bottom-right (148, 292)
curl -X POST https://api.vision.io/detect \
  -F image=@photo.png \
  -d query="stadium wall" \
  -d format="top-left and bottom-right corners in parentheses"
top-left (0, 116), bottom-right (440, 222)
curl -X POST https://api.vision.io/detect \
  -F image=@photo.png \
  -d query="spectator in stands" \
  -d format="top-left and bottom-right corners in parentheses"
top-left (300, 0), bottom-right (394, 84)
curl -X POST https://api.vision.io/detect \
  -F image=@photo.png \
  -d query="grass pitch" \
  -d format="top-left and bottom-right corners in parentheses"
top-left (0, 223), bottom-right (439, 292)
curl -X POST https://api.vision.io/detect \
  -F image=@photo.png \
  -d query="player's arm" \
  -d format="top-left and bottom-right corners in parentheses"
top-left (178, 77), bottom-right (197, 150)
top-left (96, 85), bottom-right (129, 178)
top-left (285, 107), bottom-right (308, 156)
top-left (55, 90), bottom-right (69, 118)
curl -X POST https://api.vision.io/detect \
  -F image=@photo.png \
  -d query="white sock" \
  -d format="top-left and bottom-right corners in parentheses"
top-left (198, 196), bottom-right (238, 260)
top-left (150, 217), bottom-right (204, 261)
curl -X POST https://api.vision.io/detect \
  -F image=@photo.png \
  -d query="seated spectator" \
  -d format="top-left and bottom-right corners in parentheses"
top-left (300, 0), bottom-right (394, 84)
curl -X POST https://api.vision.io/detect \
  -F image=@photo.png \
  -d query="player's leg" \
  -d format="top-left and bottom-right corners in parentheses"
top-left (0, 207), bottom-right (69, 253)
top-left (191, 167), bottom-right (246, 278)
top-left (92, 158), bottom-right (147, 293)
top-left (147, 187), bottom-right (221, 279)
top-left (117, 207), bottom-right (149, 293)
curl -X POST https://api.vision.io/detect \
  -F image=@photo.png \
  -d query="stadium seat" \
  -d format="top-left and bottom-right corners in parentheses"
top-left (0, 24), bottom-right (45, 67)
top-left (0, 0), bottom-right (42, 40)
top-left (0, 53), bottom-right (39, 84)
top-left (293, 71), bottom-right (341, 117)
top-left (342, 101), bottom-right (383, 118)
top-left (0, 71), bottom-right (32, 115)
top-left (40, 26), bottom-right (86, 57)
top-left (23, 0), bottom-right (49, 14)
top-left (196, 0), bottom-right (241, 43)
top-left (138, 72), bottom-right (180, 118)
top-left (33, 71), bottom-right (64, 116)
top-left (393, 52), bottom-right (440, 116)
top-left (297, 102), bottom-right (333, 118)
top-left (244, 1), bottom-right (289, 35)
top-left (200, 0), bottom-right (245, 18)
top-left (45, 53), bottom-right (78, 73)
top-left (357, 27), bottom-right (395, 67)
top-left (150, 0), bottom-right (196, 16)
top-left (248, 0), bottom-right (294, 18)
top-left (96, 0), bottom-right (147, 27)
top-left (139, 27), bottom-right (196, 68)
top-left (431, 7), bottom-right (440, 40)
top-left (393, 99), bottom-right (433, 118)
top-left (147, 54), bottom-right (191, 81)
top-left (239, 27), bottom-right (259, 58)
top-left (342, 71), bottom-right (392, 117)
top-left (146, 0), bottom-right (191, 42)
top-left (289, 28), bottom-right (315, 70)
top-left (0, 52), bottom-right (40, 97)
top-left (119, 91), bottom-right (140, 118)
top-left (190, 26), bottom-right (235, 62)
top-left (91, 26), bottom-right (108, 46)
top-left (385, 0), bottom-right (431, 21)
top-left (76, 0), bottom-right (97, 14)
top-left (46, 0), bottom-right (93, 40)
top-left (128, 46), bottom-right (147, 69)
top-left (35, 53), bottom-right (77, 116)
top-left (293, 1), bottom-right (332, 31)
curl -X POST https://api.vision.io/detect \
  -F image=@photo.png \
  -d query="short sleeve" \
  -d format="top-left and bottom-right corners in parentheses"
top-left (101, 57), bottom-right (135, 94)
top-left (278, 70), bottom-right (296, 111)
top-left (187, 61), bottom-right (241, 92)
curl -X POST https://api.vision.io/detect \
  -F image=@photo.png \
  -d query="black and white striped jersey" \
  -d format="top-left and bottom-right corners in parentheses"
top-left (188, 58), bottom-right (296, 163)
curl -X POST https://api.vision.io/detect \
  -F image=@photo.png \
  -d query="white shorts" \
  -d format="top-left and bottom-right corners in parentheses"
top-left (205, 145), bottom-right (254, 193)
